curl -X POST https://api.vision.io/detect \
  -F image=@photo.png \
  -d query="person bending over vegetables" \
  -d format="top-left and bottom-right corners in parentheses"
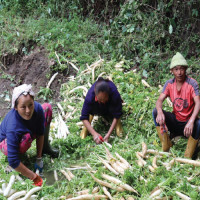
top-left (80, 77), bottom-right (123, 144)
top-left (0, 84), bottom-right (59, 186)
top-left (153, 52), bottom-right (200, 158)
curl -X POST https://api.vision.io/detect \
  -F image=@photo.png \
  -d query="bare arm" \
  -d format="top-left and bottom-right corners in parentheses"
top-left (82, 120), bottom-right (103, 144)
top-left (104, 118), bottom-right (118, 142)
top-left (156, 93), bottom-right (167, 126)
top-left (15, 162), bottom-right (36, 180)
top-left (184, 96), bottom-right (200, 137)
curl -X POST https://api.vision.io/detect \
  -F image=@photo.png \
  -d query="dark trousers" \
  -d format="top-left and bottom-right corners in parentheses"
top-left (152, 108), bottom-right (200, 140)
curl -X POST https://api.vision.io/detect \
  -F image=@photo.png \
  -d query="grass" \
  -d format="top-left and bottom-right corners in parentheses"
top-left (0, 9), bottom-right (200, 200)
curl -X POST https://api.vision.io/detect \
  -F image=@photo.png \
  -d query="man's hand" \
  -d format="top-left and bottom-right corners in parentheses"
top-left (184, 121), bottom-right (194, 138)
top-left (156, 112), bottom-right (165, 126)
top-left (34, 157), bottom-right (43, 173)
top-left (93, 133), bottom-right (103, 144)
top-left (156, 93), bottom-right (167, 126)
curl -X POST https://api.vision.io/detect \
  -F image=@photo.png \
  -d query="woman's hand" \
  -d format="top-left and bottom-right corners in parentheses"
top-left (93, 133), bottom-right (104, 144)
top-left (104, 134), bottom-right (110, 142)
top-left (32, 174), bottom-right (43, 186)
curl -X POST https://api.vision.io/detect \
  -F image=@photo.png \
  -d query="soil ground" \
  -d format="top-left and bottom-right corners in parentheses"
top-left (0, 46), bottom-right (76, 118)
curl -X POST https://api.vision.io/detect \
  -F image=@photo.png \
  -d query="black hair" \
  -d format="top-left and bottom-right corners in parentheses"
top-left (14, 93), bottom-right (34, 108)
top-left (94, 77), bottom-right (110, 95)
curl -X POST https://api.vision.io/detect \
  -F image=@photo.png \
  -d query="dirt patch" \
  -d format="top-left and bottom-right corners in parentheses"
top-left (0, 46), bottom-right (76, 118)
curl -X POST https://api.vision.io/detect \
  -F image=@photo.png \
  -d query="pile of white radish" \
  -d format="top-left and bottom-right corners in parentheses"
top-left (0, 175), bottom-right (42, 200)
top-left (87, 148), bottom-right (138, 199)
top-left (96, 147), bottom-right (131, 176)
top-left (63, 147), bottom-right (138, 200)
top-left (136, 142), bottom-right (200, 199)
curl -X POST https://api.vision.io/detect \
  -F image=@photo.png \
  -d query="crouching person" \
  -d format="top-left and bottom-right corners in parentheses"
top-left (0, 84), bottom-right (58, 186)
top-left (153, 52), bottom-right (200, 158)
top-left (80, 77), bottom-right (123, 144)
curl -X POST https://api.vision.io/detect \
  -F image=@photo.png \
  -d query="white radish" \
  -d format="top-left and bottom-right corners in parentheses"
top-left (2, 182), bottom-right (7, 192)
top-left (90, 174), bottom-right (124, 192)
top-left (115, 152), bottom-right (130, 168)
top-left (110, 161), bottom-right (124, 175)
top-left (51, 158), bottom-right (58, 181)
top-left (20, 187), bottom-right (42, 200)
top-left (136, 152), bottom-right (147, 165)
top-left (16, 175), bottom-right (26, 185)
top-left (127, 197), bottom-right (135, 200)
top-left (54, 170), bottom-right (58, 181)
top-left (148, 165), bottom-right (155, 172)
top-left (68, 61), bottom-right (79, 71)
top-left (114, 61), bottom-right (124, 68)
top-left (104, 142), bottom-right (112, 148)
top-left (3, 175), bottom-right (15, 197)
top-left (67, 194), bottom-right (108, 200)
top-left (116, 160), bottom-right (128, 170)
top-left (69, 86), bottom-right (88, 96)
top-left (175, 191), bottom-right (191, 200)
top-left (60, 169), bottom-right (71, 181)
top-left (139, 176), bottom-right (147, 184)
top-left (147, 149), bottom-right (171, 156)
top-left (142, 79), bottom-right (151, 88)
top-left (29, 195), bottom-right (38, 200)
top-left (8, 190), bottom-right (26, 200)
top-left (190, 185), bottom-right (200, 191)
top-left (67, 170), bottom-right (75, 179)
top-left (102, 187), bottom-right (113, 200)
top-left (101, 174), bottom-right (138, 194)
top-left (92, 187), bottom-right (99, 193)
top-left (175, 158), bottom-right (200, 167)
top-left (137, 152), bottom-right (149, 159)
top-left (152, 156), bottom-right (158, 169)
top-left (142, 142), bottom-right (147, 157)
top-left (97, 72), bottom-right (106, 80)
top-left (76, 189), bottom-right (89, 196)
top-left (46, 72), bottom-right (58, 88)
top-left (67, 187), bottom-right (99, 199)
top-left (150, 188), bottom-right (162, 198)
top-left (136, 160), bottom-right (144, 167)
top-left (7, 189), bottom-right (16, 197)
top-left (98, 156), bottom-right (119, 175)
top-left (166, 159), bottom-right (175, 170)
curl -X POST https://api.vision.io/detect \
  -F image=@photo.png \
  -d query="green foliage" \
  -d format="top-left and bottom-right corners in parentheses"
top-left (1, 1), bottom-right (200, 199)
top-left (38, 87), bottom-right (53, 101)
top-left (0, 0), bottom-right (81, 18)
top-left (105, 0), bottom-right (200, 85)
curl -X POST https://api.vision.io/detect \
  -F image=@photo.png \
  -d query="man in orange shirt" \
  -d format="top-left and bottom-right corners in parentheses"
top-left (153, 52), bottom-right (200, 158)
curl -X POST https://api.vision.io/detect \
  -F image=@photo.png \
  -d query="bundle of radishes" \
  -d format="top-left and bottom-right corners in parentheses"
top-left (0, 175), bottom-right (42, 200)
top-left (64, 147), bottom-right (138, 200)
